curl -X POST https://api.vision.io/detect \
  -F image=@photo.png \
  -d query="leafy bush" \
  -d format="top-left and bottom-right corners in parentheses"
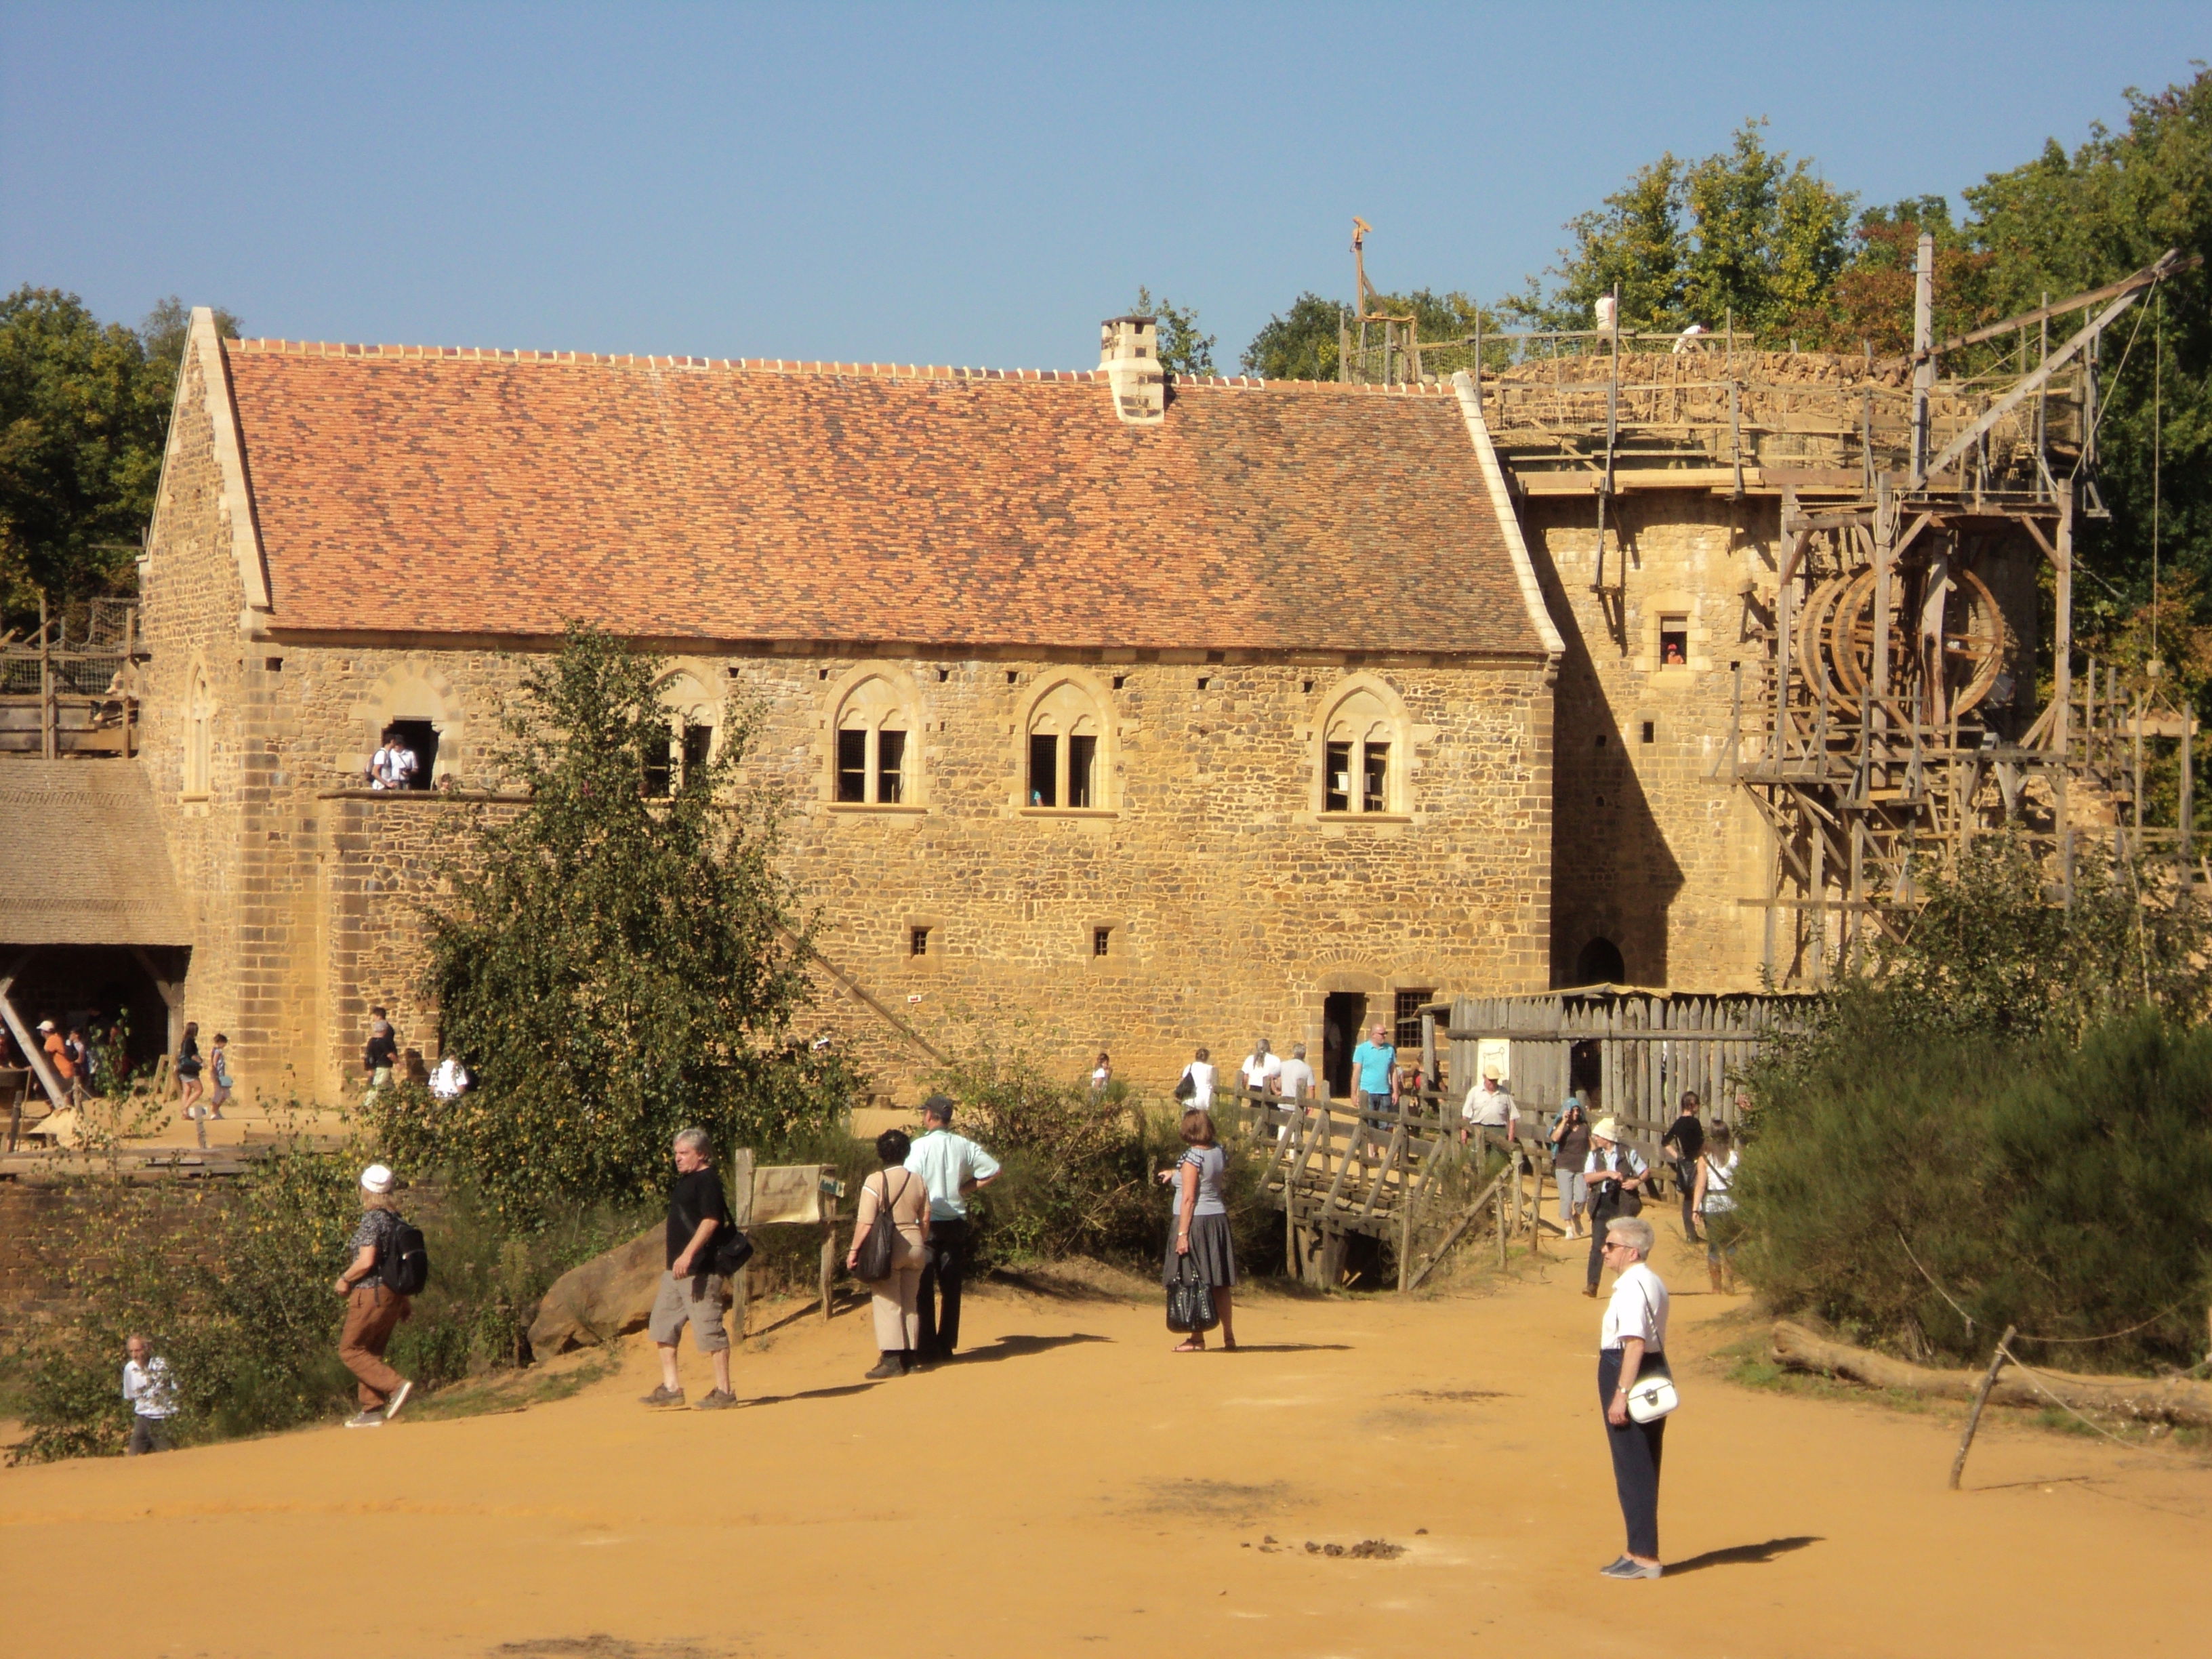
top-left (5, 1124), bottom-right (656, 1462)
top-left (933, 1049), bottom-right (1279, 1274)
top-left (373, 623), bottom-right (861, 1227)
top-left (1739, 1006), bottom-right (2212, 1371)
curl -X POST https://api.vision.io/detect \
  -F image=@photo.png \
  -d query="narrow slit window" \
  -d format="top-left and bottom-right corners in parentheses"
top-left (1093, 926), bottom-right (1111, 958)
top-left (642, 729), bottom-right (674, 799)
top-left (1325, 741), bottom-right (1352, 813)
top-left (1029, 733), bottom-right (1059, 806)
top-left (1067, 734), bottom-right (1096, 808)
top-left (1362, 742), bottom-right (1390, 813)
top-left (876, 729), bottom-right (906, 803)
top-left (1641, 720), bottom-right (1656, 745)
top-left (909, 926), bottom-right (930, 957)
top-left (836, 729), bottom-right (868, 802)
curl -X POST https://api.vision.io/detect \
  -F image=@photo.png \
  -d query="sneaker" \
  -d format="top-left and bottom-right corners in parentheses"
top-left (864, 1357), bottom-right (903, 1380)
top-left (344, 1410), bottom-right (384, 1429)
top-left (380, 1380), bottom-right (413, 1422)
top-left (1599, 1558), bottom-right (1662, 1580)
top-left (693, 1389), bottom-right (739, 1410)
top-left (639, 1385), bottom-right (684, 1408)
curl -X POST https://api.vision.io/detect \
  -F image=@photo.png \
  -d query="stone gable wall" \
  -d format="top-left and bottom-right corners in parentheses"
top-left (1528, 492), bottom-right (1778, 989)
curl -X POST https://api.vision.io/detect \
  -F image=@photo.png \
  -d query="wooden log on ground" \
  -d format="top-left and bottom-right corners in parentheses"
top-left (1771, 1320), bottom-right (2212, 1428)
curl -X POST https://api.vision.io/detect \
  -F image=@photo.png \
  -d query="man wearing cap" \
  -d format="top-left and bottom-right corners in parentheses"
top-left (1582, 1119), bottom-right (1650, 1298)
top-left (334, 1164), bottom-right (415, 1427)
top-left (38, 1019), bottom-right (77, 1101)
top-left (1462, 1063), bottom-right (1519, 1145)
top-left (903, 1094), bottom-right (1000, 1361)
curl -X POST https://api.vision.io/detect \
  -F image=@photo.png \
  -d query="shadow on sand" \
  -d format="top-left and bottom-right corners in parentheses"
top-left (1666, 1536), bottom-right (1823, 1575)
top-left (943, 1332), bottom-right (1111, 1366)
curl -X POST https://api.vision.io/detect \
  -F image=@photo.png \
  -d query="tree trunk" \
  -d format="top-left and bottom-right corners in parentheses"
top-left (1771, 1320), bottom-right (2212, 1429)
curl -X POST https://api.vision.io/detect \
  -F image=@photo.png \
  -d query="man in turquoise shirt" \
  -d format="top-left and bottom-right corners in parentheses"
top-left (903, 1094), bottom-right (1001, 1361)
top-left (1351, 1023), bottom-right (1399, 1126)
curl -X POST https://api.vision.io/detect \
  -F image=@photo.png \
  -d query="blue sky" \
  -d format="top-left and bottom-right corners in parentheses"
top-left (3, 3), bottom-right (2205, 369)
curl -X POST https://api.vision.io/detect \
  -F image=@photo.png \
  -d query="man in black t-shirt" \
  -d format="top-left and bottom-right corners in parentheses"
top-left (1660, 1093), bottom-right (1706, 1244)
top-left (642, 1127), bottom-right (737, 1410)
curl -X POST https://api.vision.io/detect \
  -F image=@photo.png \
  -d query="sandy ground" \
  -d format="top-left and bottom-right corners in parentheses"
top-left (4, 1229), bottom-right (2207, 1659)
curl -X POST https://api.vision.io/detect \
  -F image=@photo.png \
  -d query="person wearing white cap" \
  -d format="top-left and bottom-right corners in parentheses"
top-left (1582, 1118), bottom-right (1649, 1298)
top-left (334, 1163), bottom-right (415, 1427)
top-left (1461, 1063), bottom-right (1518, 1144)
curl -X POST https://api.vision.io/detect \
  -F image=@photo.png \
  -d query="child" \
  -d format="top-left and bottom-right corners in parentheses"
top-left (206, 1034), bottom-right (233, 1119)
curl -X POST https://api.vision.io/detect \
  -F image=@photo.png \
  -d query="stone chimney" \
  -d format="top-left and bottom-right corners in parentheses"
top-left (1099, 314), bottom-right (1165, 425)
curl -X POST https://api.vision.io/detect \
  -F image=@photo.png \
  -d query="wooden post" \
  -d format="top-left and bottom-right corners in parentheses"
top-left (819, 1190), bottom-right (838, 1321)
top-left (2055, 485), bottom-right (2075, 904)
top-left (729, 1147), bottom-right (756, 1341)
top-left (1948, 1324), bottom-right (2018, 1490)
top-left (1910, 232), bottom-right (1935, 486)
top-left (38, 592), bottom-right (56, 762)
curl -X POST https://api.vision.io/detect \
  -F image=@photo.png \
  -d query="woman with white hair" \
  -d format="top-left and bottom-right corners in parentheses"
top-left (333, 1163), bottom-right (416, 1428)
top-left (1596, 1214), bottom-right (1671, 1578)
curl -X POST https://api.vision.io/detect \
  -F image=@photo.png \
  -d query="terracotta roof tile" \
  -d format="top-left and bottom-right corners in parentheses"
top-left (219, 339), bottom-right (1540, 655)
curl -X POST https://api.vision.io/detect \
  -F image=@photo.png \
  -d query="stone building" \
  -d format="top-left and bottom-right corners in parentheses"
top-left (85, 309), bottom-right (1565, 1107)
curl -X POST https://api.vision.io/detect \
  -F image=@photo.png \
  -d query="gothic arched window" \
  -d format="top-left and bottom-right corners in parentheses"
top-left (1320, 683), bottom-right (1404, 815)
top-left (834, 676), bottom-right (912, 806)
top-left (1025, 680), bottom-right (1105, 809)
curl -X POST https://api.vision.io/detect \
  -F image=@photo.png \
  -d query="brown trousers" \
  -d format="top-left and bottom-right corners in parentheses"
top-left (340, 1285), bottom-right (411, 1409)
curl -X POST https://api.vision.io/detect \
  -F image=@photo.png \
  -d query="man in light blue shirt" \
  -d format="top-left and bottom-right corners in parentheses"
top-left (903, 1094), bottom-right (1000, 1361)
top-left (1350, 1022), bottom-right (1398, 1127)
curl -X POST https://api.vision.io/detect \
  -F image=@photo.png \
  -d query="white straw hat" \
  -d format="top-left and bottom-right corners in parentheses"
top-left (359, 1163), bottom-right (394, 1194)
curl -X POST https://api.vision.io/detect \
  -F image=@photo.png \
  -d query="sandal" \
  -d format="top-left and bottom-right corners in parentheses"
top-left (1173, 1338), bottom-right (1206, 1353)
top-left (1221, 1337), bottom-right (1238, 1351)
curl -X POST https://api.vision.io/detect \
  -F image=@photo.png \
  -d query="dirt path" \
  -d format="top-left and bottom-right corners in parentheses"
top-left (4, 1231), bottom-right (2205, 1658)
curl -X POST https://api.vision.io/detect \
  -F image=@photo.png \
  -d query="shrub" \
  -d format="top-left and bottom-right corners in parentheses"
top-left (1738, 1006), bottom-right (2212, 1371)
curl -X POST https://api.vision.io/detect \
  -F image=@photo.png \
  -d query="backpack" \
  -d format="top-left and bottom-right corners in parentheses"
top-left (377, 1215), bottom-right (431, 1296)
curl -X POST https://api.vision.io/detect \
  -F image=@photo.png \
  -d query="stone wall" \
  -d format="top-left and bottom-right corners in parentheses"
top-left (1528, 491), bottom-right (1778, 989)
top-left (138, 590), bottom-right (1557, 1103)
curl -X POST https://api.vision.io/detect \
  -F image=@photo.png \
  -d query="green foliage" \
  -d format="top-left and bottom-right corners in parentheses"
top-left (0, 289), bottom-right (238, 631)
top-left (930, 1048), bottom-right (1277, 1273)
top-left (1132, 287), bottom-right (1216, 378)
top-left (1861, 835), bottom-right (2212, 1044)
top-left (1242, 291), bottom-right (1344, 380)
top-left (1515, 121), bottom-right (1855, 336)
top-left (371, 624), bottom-right (858, 1227)
top-left (1737, 1008), bottom-right (2212, 1372)
top-left (9, 1125), bottom-right (361, 1461)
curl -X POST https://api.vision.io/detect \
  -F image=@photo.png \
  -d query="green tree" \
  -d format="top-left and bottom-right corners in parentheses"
top-left (372, 624), bottom-right (857, 1225)
top-left (1133, 287), bottom-right (1216, 378)
top-left (1242, 291), bottom-right (1345, 380)
top-left (1515, 153), bottom-right (1687, 331)
top-left (0, 290), bottom-right (240, 632)
top-left (1964, 71), bottom-right (2212, 631)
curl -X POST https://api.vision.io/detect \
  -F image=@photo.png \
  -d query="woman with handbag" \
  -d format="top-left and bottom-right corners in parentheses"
top-left (1597, 1214), bottom-right (1673, 1579)
top-left (846, 1129), bottom-right (930, 1378)
top-left (1158, 1109), bottom-right (1237, 1352)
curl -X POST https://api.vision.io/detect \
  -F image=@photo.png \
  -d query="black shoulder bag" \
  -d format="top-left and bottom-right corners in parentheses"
top-left (680, 1184), bottom-right (754, 1278)
top-left (1166, 1249), bottom-right (1218, 1334)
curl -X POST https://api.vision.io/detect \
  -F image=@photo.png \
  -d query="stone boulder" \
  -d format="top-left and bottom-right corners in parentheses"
top-left (527, 1226), bottom-right (663, 1356)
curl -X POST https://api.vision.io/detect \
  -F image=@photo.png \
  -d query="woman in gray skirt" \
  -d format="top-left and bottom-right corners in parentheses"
top-left (1160, 1108), bottom-right (1237, 1351)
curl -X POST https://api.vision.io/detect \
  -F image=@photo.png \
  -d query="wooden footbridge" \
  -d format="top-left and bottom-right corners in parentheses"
top-left (1228, 987), bottom-right (1807, 1289)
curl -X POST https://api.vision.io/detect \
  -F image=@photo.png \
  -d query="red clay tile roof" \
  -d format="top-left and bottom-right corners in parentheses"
top-left (219, 339), bottom-right (1544, 657)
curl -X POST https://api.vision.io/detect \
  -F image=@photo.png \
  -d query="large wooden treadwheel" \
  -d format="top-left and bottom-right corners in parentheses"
top-left (1801, 566), bottom-right (2006, 718)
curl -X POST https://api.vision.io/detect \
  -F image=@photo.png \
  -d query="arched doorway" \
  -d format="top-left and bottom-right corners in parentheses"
top-left (1574, 937), bottom-right (1626, 986)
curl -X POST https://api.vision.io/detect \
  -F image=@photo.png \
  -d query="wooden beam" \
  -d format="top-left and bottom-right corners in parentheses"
top-left (1925, 251), bottom-right (2198, 359)
top-left (0, 956), bottom-right (67, 1111)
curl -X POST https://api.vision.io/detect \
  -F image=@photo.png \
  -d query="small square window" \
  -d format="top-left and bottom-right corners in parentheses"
top-left (1595, 733), bottom-right (1607, 748)
top-left (938, 668), bottom-right (950, 682)
top-left (1641, 720), bottom-right (1656, 745)
top-left (1093, 926), bottom-right (1112, 958)
top-left (1302, 679), bottom-right (1315, 695)
top-left (1196, 676), bottom-right (1210, 691)
top-left (1006, 670), bottom-right (1019, 684)
top-left (1111, 675), bottom-right (1126, 690)
top-left (1658, 615), bottom-right (1689, 666)
top-left (818, 668), bottom-right (830, 680)
top-left (263, 657), bottom-right (283, 672)
top-left (910, 926), bottom-right (930, 957)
